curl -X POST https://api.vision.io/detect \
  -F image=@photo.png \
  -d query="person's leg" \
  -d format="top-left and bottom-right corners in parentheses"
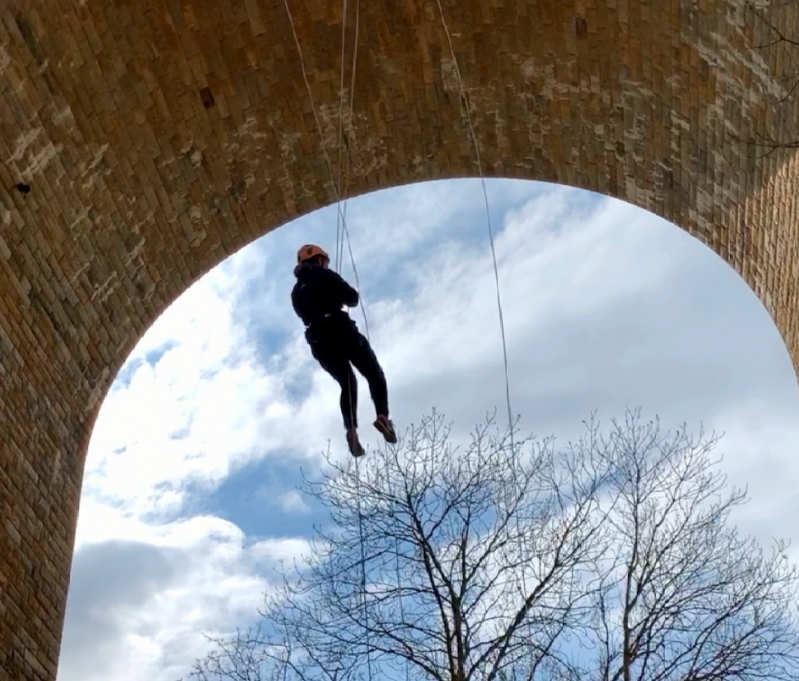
top-left (348, 333), bottom-right (397, 444)
top-left (310, 341), bottom-right (365, 456)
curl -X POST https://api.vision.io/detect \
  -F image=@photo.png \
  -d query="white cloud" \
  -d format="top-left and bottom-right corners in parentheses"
top-left (62, 250), bottom-right (320, 681)
top-left (60, 178), bottom-right (799, 681)
top-left (59, 522), bottom-right (308, 681)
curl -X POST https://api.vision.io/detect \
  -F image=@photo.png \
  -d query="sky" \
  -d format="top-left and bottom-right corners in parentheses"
top-left (56, 177), bottom-right (799, 681)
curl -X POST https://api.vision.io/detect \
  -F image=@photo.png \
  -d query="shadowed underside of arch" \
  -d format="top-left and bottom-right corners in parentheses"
top-left (1, 0), bottom-right (799, 677)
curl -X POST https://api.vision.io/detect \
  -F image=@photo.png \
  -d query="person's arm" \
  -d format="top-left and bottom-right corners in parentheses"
top-left (326, 269), bottom-right (360, 307)
top-left (290, 284), bottom-right (305, 321)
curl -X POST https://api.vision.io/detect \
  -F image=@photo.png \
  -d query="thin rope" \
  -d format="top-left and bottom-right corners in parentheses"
top-left (281, 0), bottom-right (370, 342)
top-left (354, 457), bottom-right (375, 681)
top-left (281, 0), bottom-right (344, 224)
top-left (282, 12), bottom-right (382, 681)
top-left (396, 532), bottom-right (412, 681)
top-left (330, 0), bottom-right (372, 681)
top-left (432, 0), bottom-right (529, 619)
top-left (431, 0), bottom-right (514, 443)
top-left (333, 0), bottom-right (361, 274)
top-left (336, 0), bottom-right (361, 274)
top-left (334, 0), bottom-right (349, 272)
top-left (336, 0), bottom-right (368, 339)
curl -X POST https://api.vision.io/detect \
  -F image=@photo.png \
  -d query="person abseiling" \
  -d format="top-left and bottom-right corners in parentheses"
top-left (291, 244), bottom-right (397, 457)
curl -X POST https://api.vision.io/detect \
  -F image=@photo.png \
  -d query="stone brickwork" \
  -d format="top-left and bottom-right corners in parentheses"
top-left (1, 0), bottom-right (799, 677)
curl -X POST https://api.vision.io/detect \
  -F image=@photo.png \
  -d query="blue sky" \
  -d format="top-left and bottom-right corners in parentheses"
top-left (56, 178), bottom-right (799, 681)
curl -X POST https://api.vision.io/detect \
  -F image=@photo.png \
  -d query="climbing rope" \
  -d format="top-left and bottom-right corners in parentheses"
top-left (334, 0), bottom-right (361, 274)
top-left (334, 0), bottom-right (349, 272)
top-left (431, 0), bottom-right (514, 442)
top-left (282, 4), bottom-right (375, 681)
top-left (283, 0), bottom-right (511, 441)
top-left (432, 0), bottom-right (528, 628)
top-left (281, 0), bottom-right (370, 343)
top-left (396, 532), bottom-right (412, 681)
top-left (353, 458), bottom-right (375, 681)
top-left (334, 0), bottom-right (357, 272)
top-left (283, 0), bottom-right (521, 676)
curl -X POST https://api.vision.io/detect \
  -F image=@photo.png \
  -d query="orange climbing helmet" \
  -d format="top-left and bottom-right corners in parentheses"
top-left (297, 244), bottom-right (329, 265)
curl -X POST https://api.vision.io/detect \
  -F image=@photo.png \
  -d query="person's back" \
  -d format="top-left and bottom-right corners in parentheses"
top-left (291, 244), bottom-right (397, 457)
top-left (291, 261), bottom-right (359, 339)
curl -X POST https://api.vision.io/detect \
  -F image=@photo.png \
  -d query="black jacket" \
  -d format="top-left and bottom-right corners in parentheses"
top-left (291, 263), bottom-right (360, 337)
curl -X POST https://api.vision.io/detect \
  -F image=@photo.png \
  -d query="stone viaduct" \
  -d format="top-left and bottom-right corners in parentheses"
top-left (1, 0), bottom-right (799, 677)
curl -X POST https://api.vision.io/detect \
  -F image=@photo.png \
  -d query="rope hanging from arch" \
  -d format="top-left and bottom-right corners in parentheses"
top-left (281, 0), bottom-right (370, 342)
top-left (333, 0), bottom-right (361, 275)
top-left (281, 3), bottom-right (374, 681)
top-left (431, 0), bottom-right (515, 444)
top-left (281, 1), bottom-right (518, 679)
top-left (430, 0), bottom-right (529, 617)
top-left (281, 0), bottom-right (513, 435)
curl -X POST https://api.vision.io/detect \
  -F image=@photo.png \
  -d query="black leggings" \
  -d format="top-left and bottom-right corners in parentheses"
top-left (309, 329), bottom-right (389, 431)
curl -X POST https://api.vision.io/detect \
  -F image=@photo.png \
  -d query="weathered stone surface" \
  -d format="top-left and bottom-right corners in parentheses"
top-left (1, 0), bottom-right (799, 677)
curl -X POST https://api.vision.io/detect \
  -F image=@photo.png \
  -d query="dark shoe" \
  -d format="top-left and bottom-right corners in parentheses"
top-left (373, 415), bottom-right (397, 444)
top-left (346, 429), bottom-right (365, 457)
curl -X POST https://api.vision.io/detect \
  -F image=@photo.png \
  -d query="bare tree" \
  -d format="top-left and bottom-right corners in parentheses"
top-left (182, 408), bottom-right (799, 681)
top-left (579, 411), bottom-right (799, 681)
top-left (184, 409), bottom-right (614, 681)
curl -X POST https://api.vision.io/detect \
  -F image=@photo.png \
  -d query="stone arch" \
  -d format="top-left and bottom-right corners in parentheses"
top-left (1, 0), bottom-right (799, 677)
